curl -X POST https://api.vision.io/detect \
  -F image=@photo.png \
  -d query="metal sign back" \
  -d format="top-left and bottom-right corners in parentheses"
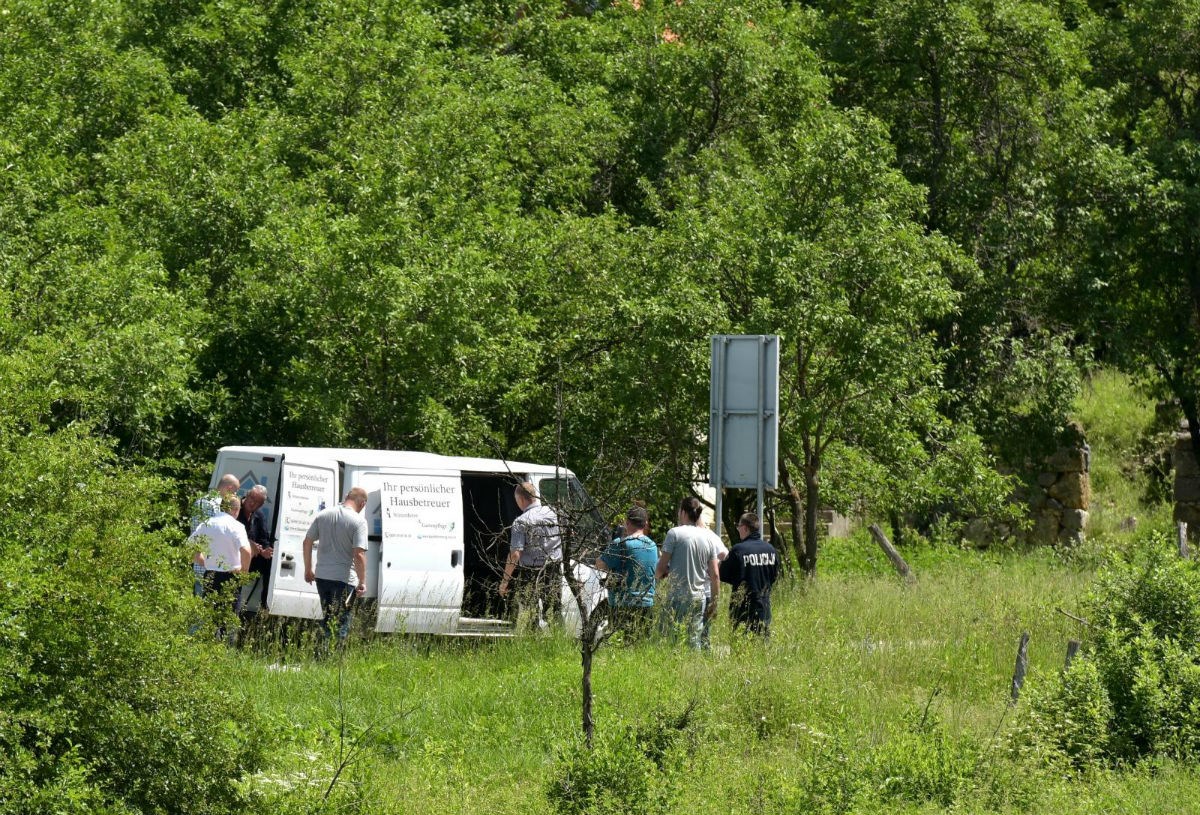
top-left (709, 335), bottom-right (779, 490)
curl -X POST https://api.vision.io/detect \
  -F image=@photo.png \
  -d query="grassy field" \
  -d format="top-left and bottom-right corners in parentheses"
top-left (233, 538), bottom-right (1199, 814)
top-left (1072, 369), bottom-right (1175, 537)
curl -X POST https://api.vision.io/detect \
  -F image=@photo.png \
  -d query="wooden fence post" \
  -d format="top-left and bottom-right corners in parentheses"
top-left (1011, 632), bottom-right (1030, 702)
top-left (1065, 639), bottom-right (1081, 671)
top-left (1179, 522), bottom-right (1189, 559)
top-left (868, 523), bottom-right (914, 582)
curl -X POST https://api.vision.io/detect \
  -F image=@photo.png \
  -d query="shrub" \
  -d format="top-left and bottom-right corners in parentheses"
top-left (871, 711), bottom-right (980, 808)
top-left (0, 429), bottom-right (266, 814)
top-left (1016, 658), bottom-right (1113, 769)
top-left (546, 705), bottom-right (697, 815)
top-left (1021, 535), bottom-right (1200, 766)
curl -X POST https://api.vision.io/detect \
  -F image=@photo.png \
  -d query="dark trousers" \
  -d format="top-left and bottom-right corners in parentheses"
top-left (315, 578), bottom-right (355, 652)
top-left (509, 563), bottom-right (563, 631)
top-left (202, 570), bottom-right (242, 640)
top-left (244, 556), bottom-right (272, 614)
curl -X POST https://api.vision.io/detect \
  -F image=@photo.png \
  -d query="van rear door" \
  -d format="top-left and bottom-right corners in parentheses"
top-left (366, 470), bottom-right (465, 634)
top-left (210, 449), bottom-right (283, 514)
top-left (269, 454), bottom-right (341, 620)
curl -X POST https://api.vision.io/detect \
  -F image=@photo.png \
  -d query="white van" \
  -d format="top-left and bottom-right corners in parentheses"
top-left (208, 446), bottom-right (607, 636)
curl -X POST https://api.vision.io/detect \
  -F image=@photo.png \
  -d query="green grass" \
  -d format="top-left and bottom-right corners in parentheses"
top-left (228, 540), bottom-right (1200, 814)
top-left (1072, 368), bottom-right (1174, 538)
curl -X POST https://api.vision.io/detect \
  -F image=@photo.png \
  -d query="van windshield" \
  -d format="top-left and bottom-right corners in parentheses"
top-left (539, 476), bottom-right (606, 545)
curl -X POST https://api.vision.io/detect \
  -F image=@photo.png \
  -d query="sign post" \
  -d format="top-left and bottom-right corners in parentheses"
top-left (710, 335), bottom-right (780, 536)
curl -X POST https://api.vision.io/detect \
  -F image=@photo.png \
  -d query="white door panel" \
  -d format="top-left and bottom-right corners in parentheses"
top-left (268, 457), bottom-right (340, 620)
top-left (370, 471), bottom-right (465, 634)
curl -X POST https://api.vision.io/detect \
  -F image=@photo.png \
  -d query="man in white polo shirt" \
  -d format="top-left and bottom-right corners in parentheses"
top-left (189, 494), bottom-right (252, 637)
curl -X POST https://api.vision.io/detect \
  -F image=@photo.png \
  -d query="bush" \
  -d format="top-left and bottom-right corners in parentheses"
top-left (0, 429), bottom-right (266, 814)
top-left (750, 708), bottom-right (1033, 814)
top-left (1016, 658), bottom-right (1113, 769)
top-left (871, 711), bottom-right (980, 808)
top-left (546, 706), bottom-right (697, 815)
top-left (1021, 535), bottom-right (1200, 766)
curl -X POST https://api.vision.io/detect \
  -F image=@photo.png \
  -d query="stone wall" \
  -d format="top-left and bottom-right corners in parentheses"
top-left (1174, 429), bottom-right (1200, 530)
top-left (1030, 426), bottom-right (1091, 545)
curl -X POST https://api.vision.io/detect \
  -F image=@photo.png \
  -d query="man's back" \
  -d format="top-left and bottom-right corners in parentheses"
top-left (512, 502), bottom-right (562, 567)
top-left (720, 533), bottom-right (778, 627)
top-left (662, 525), bottom-right (719, 601)
top-left (602, 535), bottom-right (657, 607)
top-left (307, 505), bottom-right (368, 584)
top-left (191, 513), bottom-right (248, 572)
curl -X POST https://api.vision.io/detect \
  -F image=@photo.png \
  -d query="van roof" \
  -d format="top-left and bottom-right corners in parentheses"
top-left (217, 446), bottom-right (576, 478)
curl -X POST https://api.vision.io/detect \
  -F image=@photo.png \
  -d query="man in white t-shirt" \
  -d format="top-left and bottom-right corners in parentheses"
top-left (655, 496), bottom-right (721, 649)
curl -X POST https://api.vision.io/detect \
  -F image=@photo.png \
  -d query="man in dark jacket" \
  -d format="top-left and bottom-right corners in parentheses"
top-left (719, 512), bottom-right (778, 636)
top-left (238, 485), bottom-right (272, 615)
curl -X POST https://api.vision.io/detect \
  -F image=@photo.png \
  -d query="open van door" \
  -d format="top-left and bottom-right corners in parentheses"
top-left (269, 454), bottom-right (340, 620)
top-left (361, 470), bottom-right (465, 634)
top-left (212, 449), bottom-right (284, 613)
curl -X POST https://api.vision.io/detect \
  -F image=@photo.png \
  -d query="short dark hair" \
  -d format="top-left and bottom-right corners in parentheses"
top-left (625, 506), bottom-right (648, 529)
top-left (738, 512), bottom-right (760, 534)
top-left (678, 496), bottom-right (703, 524)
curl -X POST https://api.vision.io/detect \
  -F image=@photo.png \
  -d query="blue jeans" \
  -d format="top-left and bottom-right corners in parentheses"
top-left (315, 578), bottom-right (355, 652)
top-left (664, 596), bottom-right (707, 650)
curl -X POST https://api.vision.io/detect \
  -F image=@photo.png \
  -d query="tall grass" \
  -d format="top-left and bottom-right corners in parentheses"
top-left (1072, 369), bottom-right (1174, 538)
top-left (233, 541), bottom-right (1200, 814)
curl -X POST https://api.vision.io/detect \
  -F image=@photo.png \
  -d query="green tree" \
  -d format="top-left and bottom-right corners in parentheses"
top-left (1074, 0), bottom-right (1200, 457)
top-left (817, 0), bottom-right (1094, 465)
top-left (659, 110), bottom-right (972, 572)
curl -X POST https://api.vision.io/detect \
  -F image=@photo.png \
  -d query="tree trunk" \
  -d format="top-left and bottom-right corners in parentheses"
top-left (889, 509), bottom-right (904, 548)
top-left (779, 457), bottom-right (806, 569)
top-left (803, 462), bottom-right (820, 578)
top-left (581, 636), bottom-right (594, 749)
top-left (1183, 396), bottom-right (1200, 466)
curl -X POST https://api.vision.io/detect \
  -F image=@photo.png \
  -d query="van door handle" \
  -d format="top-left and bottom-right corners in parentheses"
top-left (451, 550), bottom-right (462, 568)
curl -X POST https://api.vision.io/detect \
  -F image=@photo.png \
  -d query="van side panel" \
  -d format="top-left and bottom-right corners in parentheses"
top-left (372, 471), bottom-right (465, 634)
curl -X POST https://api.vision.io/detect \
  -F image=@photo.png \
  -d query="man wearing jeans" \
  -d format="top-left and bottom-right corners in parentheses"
top-left (655, 496), bottom-right (721, 649)
top-left (303, 487), bottom-right (369, 653)
top-left (498, 481), bottom-right (563, 631)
